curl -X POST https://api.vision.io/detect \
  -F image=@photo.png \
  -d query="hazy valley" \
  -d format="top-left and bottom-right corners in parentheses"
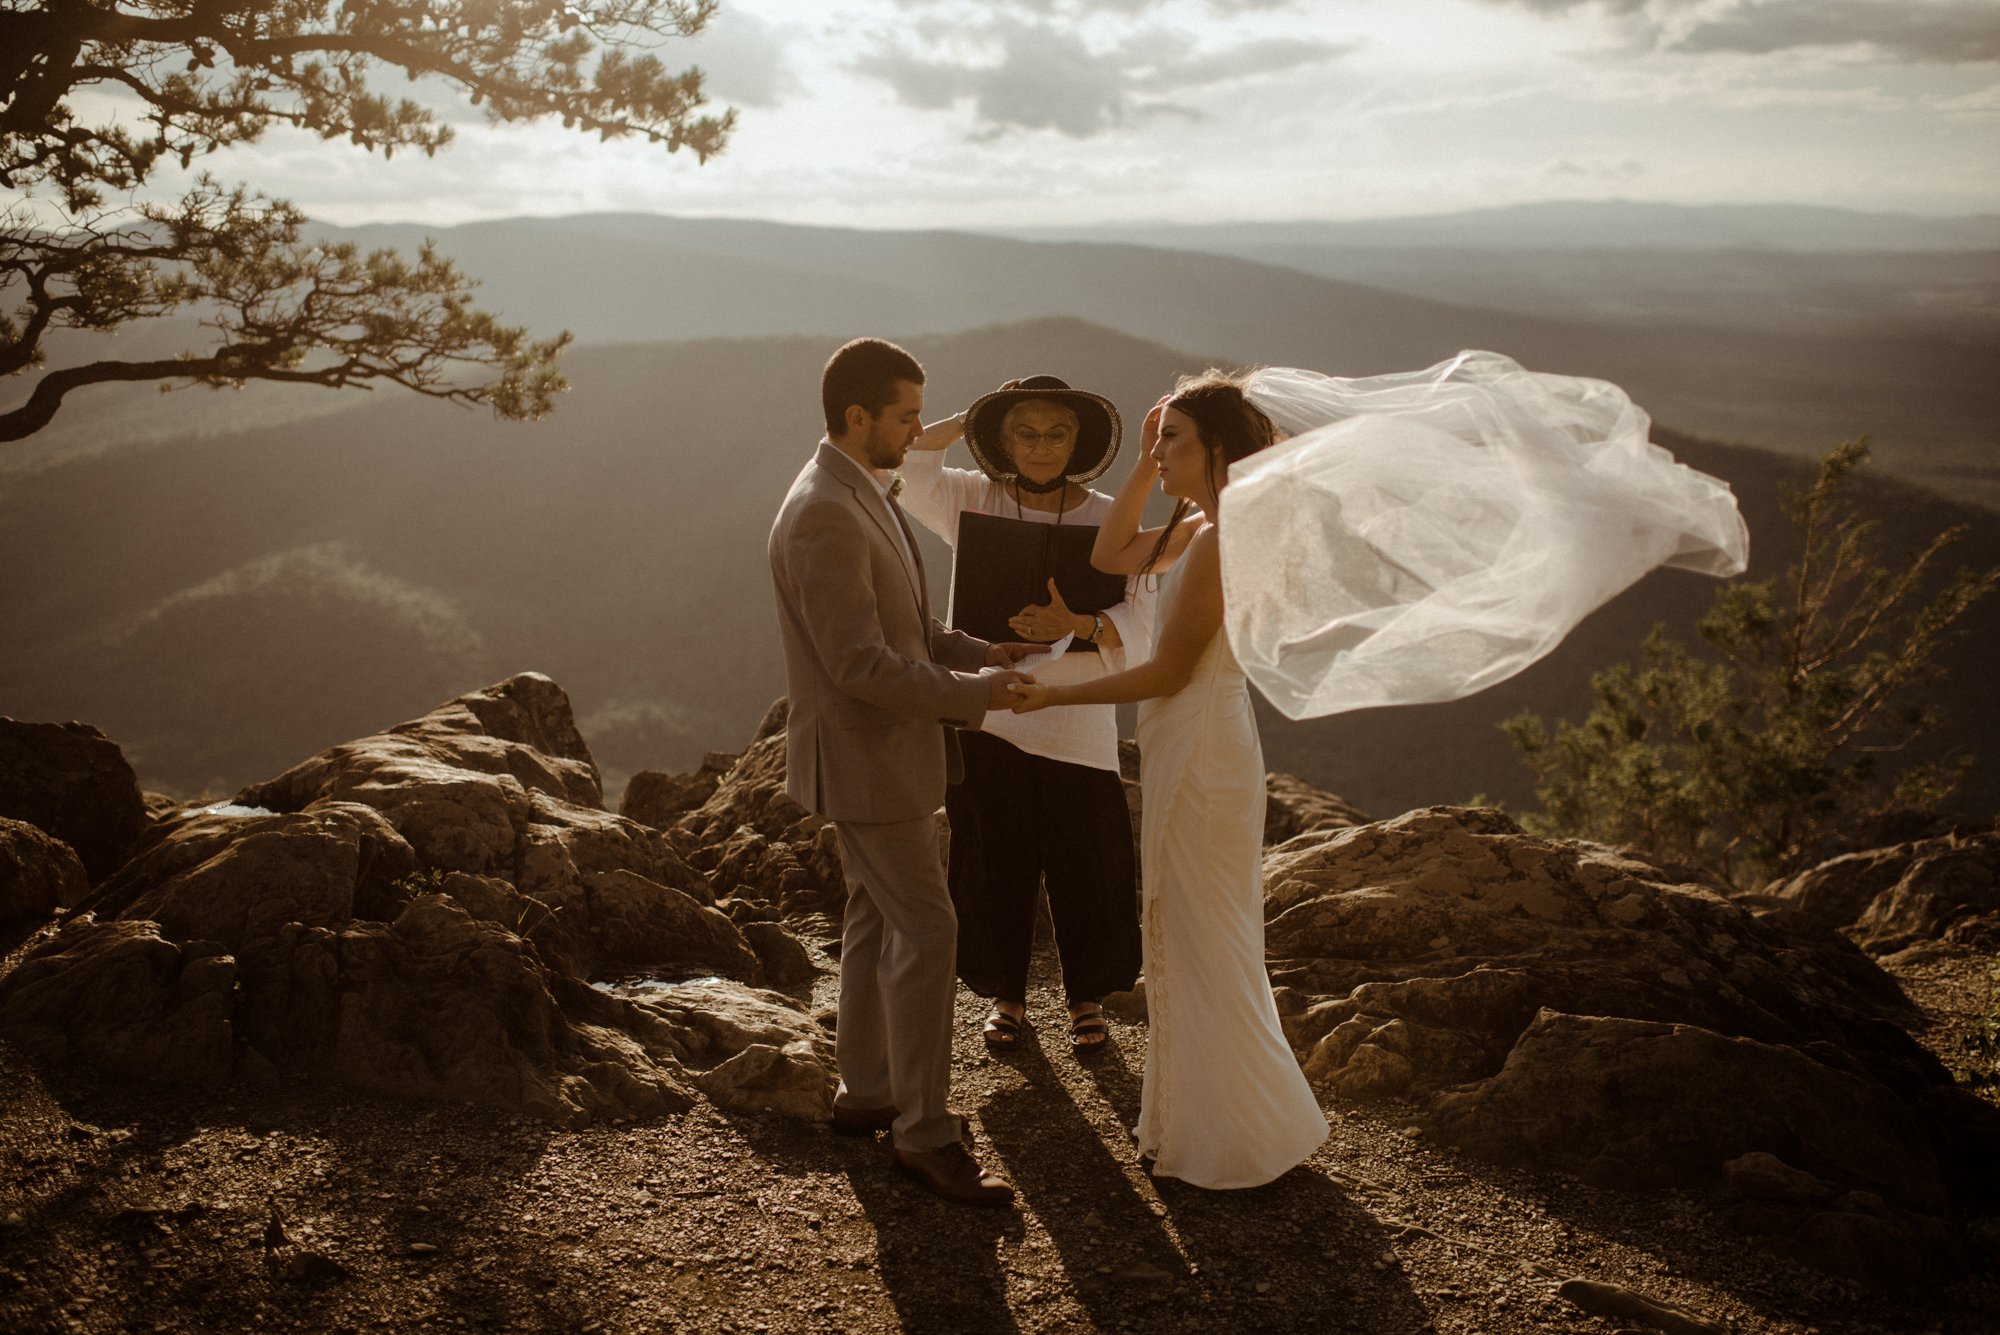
top-left (5, 287), bottom-right (1997, 819)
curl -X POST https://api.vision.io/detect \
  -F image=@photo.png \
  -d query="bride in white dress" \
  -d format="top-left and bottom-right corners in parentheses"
top-left (1010, 372), bottom-right (1329, 1189)
top-left (1009, 355), bottom-right (1749, 1189)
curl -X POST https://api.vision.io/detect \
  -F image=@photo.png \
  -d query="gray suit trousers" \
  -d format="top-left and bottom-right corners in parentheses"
top-left (832, 812), bottom-right (959, 1153)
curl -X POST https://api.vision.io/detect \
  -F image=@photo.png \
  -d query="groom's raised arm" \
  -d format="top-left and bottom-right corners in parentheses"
top-left (784, 497), bottom-right (990, 727)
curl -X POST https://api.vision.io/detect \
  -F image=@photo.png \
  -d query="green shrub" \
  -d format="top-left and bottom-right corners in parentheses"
top-left (1506, 440), bottom-right (1998, 889)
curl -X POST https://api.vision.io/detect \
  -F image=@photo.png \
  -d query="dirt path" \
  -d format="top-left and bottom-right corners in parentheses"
top-left (2, 939), bottom-right (1995, 1335)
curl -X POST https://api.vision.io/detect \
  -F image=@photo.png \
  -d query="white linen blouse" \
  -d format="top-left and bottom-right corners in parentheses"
top-left (898, 449), bottom-right (1155, 773)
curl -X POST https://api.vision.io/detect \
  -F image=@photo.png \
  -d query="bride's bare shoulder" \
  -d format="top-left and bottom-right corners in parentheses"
top-left (1177, 524), bottom-right (1223, 586)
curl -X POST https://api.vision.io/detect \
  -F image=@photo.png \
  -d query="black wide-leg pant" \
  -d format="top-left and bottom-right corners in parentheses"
top-left (946, 729), bottom-right (1142, 1007)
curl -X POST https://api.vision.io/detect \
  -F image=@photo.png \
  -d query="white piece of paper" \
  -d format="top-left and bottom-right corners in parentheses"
top-left (1035, 632), bottom-right (1074, 670)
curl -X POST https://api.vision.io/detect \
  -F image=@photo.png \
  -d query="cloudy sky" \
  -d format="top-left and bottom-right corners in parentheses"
top-left (166, 0), bottom-right (2000, 227)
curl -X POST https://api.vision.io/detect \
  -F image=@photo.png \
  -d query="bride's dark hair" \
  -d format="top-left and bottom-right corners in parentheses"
top-left (1141, 369), bottom-right (1277, 573)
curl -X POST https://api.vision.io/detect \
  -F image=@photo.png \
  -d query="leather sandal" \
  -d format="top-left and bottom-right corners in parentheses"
top-left (1069, 1004), bottom-right (1109, 1058)
top-left (982, 1005), bottom-right (1025, 1051)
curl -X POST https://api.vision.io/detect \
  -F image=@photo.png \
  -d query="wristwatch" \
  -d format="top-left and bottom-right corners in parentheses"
top-left (1083, 612), bottom-right (1105, 643)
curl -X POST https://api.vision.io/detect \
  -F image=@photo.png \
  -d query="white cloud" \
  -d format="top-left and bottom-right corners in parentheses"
top-left (685, 7), bottom-right (805, 108)
top-left (1930, 80), bottom-right (2000, 110)
top-left (851, 16), bottom-right (1354, 137)
top-left (73, 0), bottom-right (1999, 229)
top-left (1487, 0), bottom-right (2000, 64)
top-left (1546, 156), bottom-right (1646, 179)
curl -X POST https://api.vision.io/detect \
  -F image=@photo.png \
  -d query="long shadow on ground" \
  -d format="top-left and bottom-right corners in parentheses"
top-left (0, 1050), bottom-right (616, 1332)
top-left (977, 1030), bottom-right (1431, 1335)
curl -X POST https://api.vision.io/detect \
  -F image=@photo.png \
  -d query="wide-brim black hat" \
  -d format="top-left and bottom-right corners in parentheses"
top-left (963, 375), bottom-right (1122, 486)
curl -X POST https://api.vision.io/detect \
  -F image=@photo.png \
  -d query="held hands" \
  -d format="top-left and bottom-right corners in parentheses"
top-left (1009, 578), bottom-right (1085, 643)
top-left (1008, 680), bottom-right (1055, 713)
top-left (984, 670), bottom-right (1034, 710)
top-left (981, 640), bottom-right (1048, 709)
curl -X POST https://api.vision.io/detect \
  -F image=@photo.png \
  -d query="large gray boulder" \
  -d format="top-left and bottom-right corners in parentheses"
top-left (234, 673), bottom-right (759, 982)
top-left (0, 920), bottom-right (236, 1083)
top-left (0, 817), bottom-right (89, 927)
top-left (0, 719), bottom-right (147, 881)
top-left (77, 802), bottom-right (420, 963)
top-left (0, 676), bottom-right (826, 1126)
top-left (1764, 831), bottom-right (2000, 957)
top-left (1261, 803), bottom-right (1994, 1286)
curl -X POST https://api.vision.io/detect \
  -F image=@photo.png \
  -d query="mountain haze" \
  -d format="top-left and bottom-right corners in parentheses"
top-left (1000, 201), bottom-right (2000, 252)
top-left (15, 211), bottom-right (1988, 505)
top-left (6, 318), bottom-right (1995, 824)
top-left (1044, 245), bottom-right (2000, 343)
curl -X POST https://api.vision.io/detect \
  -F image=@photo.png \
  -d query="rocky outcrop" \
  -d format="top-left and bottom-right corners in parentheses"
top-left (230, 674), bottom-right (755, 982)
top-left (605, 977), bottom-right (834, 1119)
top-left (0, 818), bottom-right (89, 927)
top-left (1425, 1010), bottom-right (1961, 1287)
top-left (1263, 805), bottom-right (1993, 1286)
top-left (621, 753), bottom-right (735, 832)
top-left (668, 701), bottom-right (846, 918)
top-left (664, 709), bottom-right (1375, 926)
top-left (1763, 831), bottom-right (2000, 957)
top-left (0, 676), bottom-right (824, 1126)
top-left (78, 803), bottom-right (420, 955)
top-left (0, 719), bottom-right (147, 881)
top-left (0, 920), bottom-right (238, 1083)
top-left (1264, 774), bottom-right (1370, 846)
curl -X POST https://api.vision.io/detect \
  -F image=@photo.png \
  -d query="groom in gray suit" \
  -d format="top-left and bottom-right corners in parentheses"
top-left (769, 337), bottom-right (1037, 1206)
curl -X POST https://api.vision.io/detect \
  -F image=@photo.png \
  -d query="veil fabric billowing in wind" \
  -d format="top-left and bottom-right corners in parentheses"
top-left (1219, 351), bottom-right (1750, 719)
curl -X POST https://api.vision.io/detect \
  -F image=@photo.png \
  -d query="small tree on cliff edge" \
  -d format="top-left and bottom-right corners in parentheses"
top-left (1505, 440), bottom-right (1999, 890)
top-left (1, 0), bottom-right (735, 442)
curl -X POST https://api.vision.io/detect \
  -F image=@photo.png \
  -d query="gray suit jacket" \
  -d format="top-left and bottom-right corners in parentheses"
top-left (769, 442), bottom-right (991, 824)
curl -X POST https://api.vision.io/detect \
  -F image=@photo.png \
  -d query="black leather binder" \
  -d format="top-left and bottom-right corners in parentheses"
top-left (952, 512), bottom-right (1127, 652)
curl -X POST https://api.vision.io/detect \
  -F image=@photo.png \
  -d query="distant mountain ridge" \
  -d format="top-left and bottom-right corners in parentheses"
top-left (16, 210), bottom-right (1996, 507)
top-left (996, 200), bottom-right (2000, 252)
top-left (5, 318), bottom-right (1995, 825)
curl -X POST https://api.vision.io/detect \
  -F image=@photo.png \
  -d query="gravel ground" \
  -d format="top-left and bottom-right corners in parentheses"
top-left (1883, 946), bottom-right (1998, 1093)
top-left (2, 933), bottom-right (1997, 1335)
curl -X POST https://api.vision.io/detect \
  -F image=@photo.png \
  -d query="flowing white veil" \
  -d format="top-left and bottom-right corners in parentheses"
top-left (1219, 351), bottom-right (1750, 719)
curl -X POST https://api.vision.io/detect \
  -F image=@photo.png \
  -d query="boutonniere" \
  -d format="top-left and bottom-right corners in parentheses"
top-left (888, 472), bottom-right (905, 500)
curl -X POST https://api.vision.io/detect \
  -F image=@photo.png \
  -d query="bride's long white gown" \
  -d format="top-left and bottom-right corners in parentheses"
top-left (1134, 582), bottom-right (1329, 1189)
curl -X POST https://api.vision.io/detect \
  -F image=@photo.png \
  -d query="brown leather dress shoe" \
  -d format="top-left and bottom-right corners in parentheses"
top-left (830, 1103), bottom-right (899, 1137)
top-left (894, 1142), bottom-right (1015, 1207)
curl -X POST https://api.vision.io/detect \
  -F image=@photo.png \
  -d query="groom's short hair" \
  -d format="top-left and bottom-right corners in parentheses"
top-left (823, 338), bottom-right (925, 438)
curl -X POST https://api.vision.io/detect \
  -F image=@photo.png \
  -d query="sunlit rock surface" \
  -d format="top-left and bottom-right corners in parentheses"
top-left (1765, 831), bottom-right (2000, 958)
top-left (0, 676), bottom-right (823, 1126)
top-left (1261, 803), bottom-right (1995, 1285)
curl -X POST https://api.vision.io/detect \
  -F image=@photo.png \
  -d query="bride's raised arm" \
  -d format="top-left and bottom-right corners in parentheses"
top-left (1092, 396), bottom-right (1202, 575)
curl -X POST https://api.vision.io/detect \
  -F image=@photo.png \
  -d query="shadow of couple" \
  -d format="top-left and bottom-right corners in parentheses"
top-left (831, 1037), bottom-right (1429, 1335)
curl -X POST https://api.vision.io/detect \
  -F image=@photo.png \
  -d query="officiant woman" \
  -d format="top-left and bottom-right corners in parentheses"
top-left (898, 376), bottom-right (1149, 1056)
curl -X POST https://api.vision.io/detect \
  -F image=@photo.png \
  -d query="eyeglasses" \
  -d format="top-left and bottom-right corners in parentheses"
top-left (1008, 428), bottom-right (1074, 450)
